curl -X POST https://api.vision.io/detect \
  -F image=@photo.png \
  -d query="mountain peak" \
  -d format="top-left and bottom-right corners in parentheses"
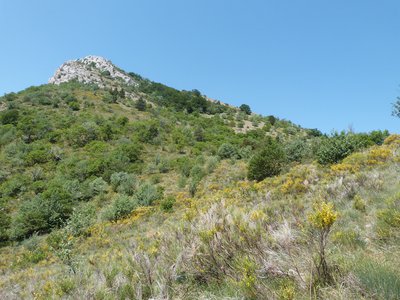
top-left (48, 55), bottom-right (137, 88)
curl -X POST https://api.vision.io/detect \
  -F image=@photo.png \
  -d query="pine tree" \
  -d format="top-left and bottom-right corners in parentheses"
top-left (135, 98), bottom-right (147, 111)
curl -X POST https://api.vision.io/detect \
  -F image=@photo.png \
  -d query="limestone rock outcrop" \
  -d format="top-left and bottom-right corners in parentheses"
top-left (49, 55), bottom-right (137, 88)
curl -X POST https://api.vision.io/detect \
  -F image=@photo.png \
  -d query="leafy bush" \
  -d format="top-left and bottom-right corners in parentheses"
top-left (103, 195), bottom-right (138, 221)
top-left (66, 204), bottom-right (96, 236)
top-left (316, 133), bottom-right (358, 165)
top-left (248, 138), bottom-right (285, 181)
top-left (0, 204), bottom-right (10, 243)
top-left (115, 142), bottom-right (141, 163)
top-left (353, 195), bottom-right (366, 212)
top-left (188, 178), bottom-right (199, 197)
top-left (369, 130), bottom-right (390, 145)
top-left (134, 121), bottom-right (159, 144)
top-left (110, 172), bottom-right (137, 195)
top-left (17, 113), bottom-right (52, 143)
top-left (0, 124), bottom-right (17, 146)
top-left (88, 177), bottom-right (108, 196)
top-left (284, 138), bottom-right (309, 163)
top-left (217, 143), bottom-right (238, 159)
top-left (135, 183), bottom-right (160, 206)
top-left (68, 122), bottom-right (100, 147)
top-left (10, 178), bottom-right (76, 240)
top-left (0, 109), bottom-right (19, 125)
top-left (175, 156), bottom-right (194, 177)
top-left (68, 101), bottom-right (80, 111)
top-left (1, 172), bottom-right (32, 196)
top-left (316, 132), bottom-right (383, 165)
top-left (24, 142), bottom-right (52, 166)
top-left (10, 196), bottom-right (55, 240)
top-left (160, 196), bottom-right (175, 212)
top-left (190, 165), bottom-right (205, 182)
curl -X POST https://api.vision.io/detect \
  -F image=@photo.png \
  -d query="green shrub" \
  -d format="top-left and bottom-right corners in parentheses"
top-left (217, 143), bottom-right (238, 159)
top-left (135, 183), bottom-right (160, 206)
top-left (190, 165), bottom-right (205, 182)
top-left (284, 138), bottom-right (309, 163)
top-left (102, 195), bottom-right (138, 221)
top-left (316, 132), bottom-right (374, 165)
top-left (110, 172), bottom-right (137, 195)
top-left (0, 204), bottom-right (10, 243)
top-left (248, 138), bottom-right (285, 181)
top-left (307, 128), bottom-right (323, 137)
top-left (0, 174), bottom-right (30, 197)
top-left (369, 130), bottom-right (390, 145)
top-left (0, 109), bottom-right (19, 125)
top-left (10, 196), bottom-right (52, 240)
top-left (160, 196), bottom-right (176, 212)
top-left (135, 98), bottom-right (147, 111)
top-left (25, 145), bottom-right (52, 166)
top-left (353, 195), bottom-right (366, 212)
top-left (237, 145), bottom-right (252, 160)
top-left (134, 121), bottom-right (159, 144)
top-left (206, 156), bottom-right (219, 173)
top-left (188, 178), bottom-right (199, 197)
top-left (17, 113), bottom-right (52, 143)
top-left (194, 126), bottom-right (205, 142)
top-left (0, 124), bottom-right (17, 146)
top-left (68, 122), bottom-right (100, 147)
top-left (175, 156), bottom-right (194, 177)
top-left (88, 177), bottom-right (108, 196)
top-left (66, 204), bottom-right (96, 236)
top-left (68, 101), bottom-right (80, 111)
top-left (115, 143), bottom-right (141, 163)
top-left (10, 178), bottom-right (75, 240)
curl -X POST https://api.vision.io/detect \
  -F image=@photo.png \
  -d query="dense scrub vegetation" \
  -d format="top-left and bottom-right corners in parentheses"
top-left (0, 76), bottom-right (396, 299)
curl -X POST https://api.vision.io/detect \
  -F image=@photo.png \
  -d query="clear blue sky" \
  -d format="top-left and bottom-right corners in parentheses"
top-left (1, 0), bottom-right (399, 133)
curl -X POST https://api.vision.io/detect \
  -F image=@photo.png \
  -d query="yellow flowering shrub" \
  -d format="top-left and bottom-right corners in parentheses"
top-left (273, 165), bottom-right (316, 195)
top-left (308, 201), bottom-right (338, 230)
top-left (330, 163), bottom-right (359, 174)
top-left (383, 134), bottom-right (400, 146)
top-left (367, 147), bottom-right (392, 165)
top-left (280, 177), bottom-right (307, 194)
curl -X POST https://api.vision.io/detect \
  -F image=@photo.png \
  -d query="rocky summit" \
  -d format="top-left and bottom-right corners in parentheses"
top-left (48, 55), bottom-right (137, 88)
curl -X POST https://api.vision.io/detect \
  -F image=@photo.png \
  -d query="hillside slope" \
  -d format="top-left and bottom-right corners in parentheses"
top-left (0, 57), bottom-right (398, 299)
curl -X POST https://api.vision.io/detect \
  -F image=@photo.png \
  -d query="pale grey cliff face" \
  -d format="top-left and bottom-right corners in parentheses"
top-left (49, 55), bottom-right (137, 88)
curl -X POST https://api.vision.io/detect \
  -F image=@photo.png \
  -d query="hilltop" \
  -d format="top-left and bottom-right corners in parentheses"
top-left (49, 55), bottom-right (137, 88)
top-left (0, 56), bottom-right (398, 299)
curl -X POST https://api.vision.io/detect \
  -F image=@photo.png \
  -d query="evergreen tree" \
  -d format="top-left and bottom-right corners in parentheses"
top-left (135, 98), bottom-right (147, 111)
top-left (248, 138), bottom-right (285, 181)
top-left (239, 104), bottom-right (252, 115)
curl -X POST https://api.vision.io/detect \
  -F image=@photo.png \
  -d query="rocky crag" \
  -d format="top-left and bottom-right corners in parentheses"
top-left (49, 55), bottom-right (137, 88)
